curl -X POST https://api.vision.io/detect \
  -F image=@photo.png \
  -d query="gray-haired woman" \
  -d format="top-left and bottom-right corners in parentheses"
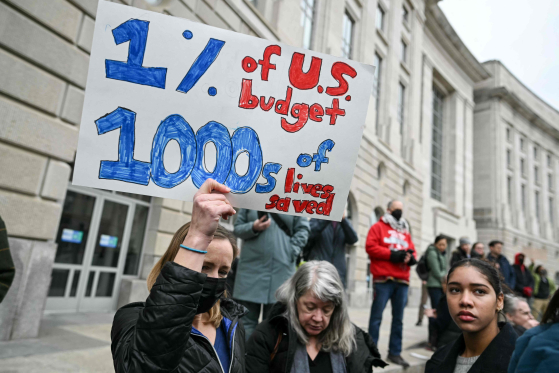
top-left (245, 261), bottom-right (387, 373)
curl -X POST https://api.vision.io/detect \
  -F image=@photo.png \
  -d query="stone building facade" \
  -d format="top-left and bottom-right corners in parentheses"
top-left (473, 60), bottom-right (559, 286)
top-left (0, 0), bottom-right (515, 339)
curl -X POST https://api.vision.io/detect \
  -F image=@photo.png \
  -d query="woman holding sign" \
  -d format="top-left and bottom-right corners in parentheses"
top-left (111, 179), bottom-right (246, 373)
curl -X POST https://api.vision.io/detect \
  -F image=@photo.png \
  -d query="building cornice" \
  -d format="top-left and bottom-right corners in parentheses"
top-left (475, 87), bottom-right (559, 140)
top-left (425, 4), bottom-right (490, 83)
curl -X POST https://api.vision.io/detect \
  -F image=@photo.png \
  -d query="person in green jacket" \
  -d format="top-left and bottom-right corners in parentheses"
top-left (426, 235), bottom-right (448, 308)
top-left (529, 260), bottom-right (557, 321)
top-left (0, 215), bottom-right (15, 303)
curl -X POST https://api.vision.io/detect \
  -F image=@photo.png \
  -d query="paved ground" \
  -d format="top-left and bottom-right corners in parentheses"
top-left (0, 305), bottom-right (433, 372)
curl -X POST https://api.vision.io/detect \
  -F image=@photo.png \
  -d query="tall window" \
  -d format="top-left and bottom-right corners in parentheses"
top-left (548, 154), bottom-right (552, 168)
top-left (431, 87), bottom-right (444, 201)
top-left (520, 138), bottom-right (525, 151)
top-left (402, 6), bottom-right (409, 23)
top-left (373, 53), bottom-right (383, 133)
top-left (550, 197), bottom-right (555, 224)
top-left (506, 127), bottom-right (511, 142)
top-left (400, 39), bottom-right (408, 63)
top-left (535, 166), bottom-right (540, 184)
top-left (549, 173), bottom-right (554, 191)
top-left (521, 159), bottom-right (526, 177)
top-left (341, 12), bottom-right (354, 59)
top-left (534, 146), bottom-right (539, 159)
top-left (521, 184), bottom-right (526, 212)
top-left (507, 176), bottom-right (512, 205)
top-left (300, 0), bottom-right (314, 49)
top-left (535, 191), bottom-right (540, 221)
top-left (397, 83), bottom-right (406, 134)
top-left (376, 5), bottom-right (385, 32)
top-left (507, 149), bottom-right (512, 169)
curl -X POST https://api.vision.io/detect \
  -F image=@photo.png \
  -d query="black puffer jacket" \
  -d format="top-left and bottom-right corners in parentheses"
top-left (111, 262), bottom-right (248, 373)
top-left (245, 303), bottom-right (387, 373)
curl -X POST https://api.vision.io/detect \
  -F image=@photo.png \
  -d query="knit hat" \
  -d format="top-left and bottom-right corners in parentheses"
top-left (459, 237), bottom-right (471, 246)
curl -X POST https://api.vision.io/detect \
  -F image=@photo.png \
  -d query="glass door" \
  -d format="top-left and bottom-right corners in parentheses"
top-left (46, 190), bottom-right (98, 311)
top-left (46, 186), bottom-right (150, 312)
top-left (78, 198), bottom-right (132, 311)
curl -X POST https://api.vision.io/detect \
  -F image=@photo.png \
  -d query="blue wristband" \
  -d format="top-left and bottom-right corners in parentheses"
top-left (179, 244), bottom-right (208, 254)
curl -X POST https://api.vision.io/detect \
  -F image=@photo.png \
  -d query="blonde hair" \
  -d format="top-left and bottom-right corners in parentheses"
top-left (147, 222), bottom-right (239, 327)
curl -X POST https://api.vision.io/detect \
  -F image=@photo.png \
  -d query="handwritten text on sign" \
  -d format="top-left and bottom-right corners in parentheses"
top-left (73, 1), bottom-right (374, 220)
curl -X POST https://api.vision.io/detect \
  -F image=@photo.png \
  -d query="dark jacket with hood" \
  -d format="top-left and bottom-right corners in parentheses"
top-left (111, 262), bottom-right (248, 373)
top-left (245, 303), bottom-right (387, 373)
top-left (512, 254), bottom-right (534, 297)
top-left (487, 253), bottom-right (516, 290)
top-left (307, 218), bottom-right (358, 288)
top-left (450, 246), bottom-right (470, 267)
top-left (425, 322), bottom-right (518, 373)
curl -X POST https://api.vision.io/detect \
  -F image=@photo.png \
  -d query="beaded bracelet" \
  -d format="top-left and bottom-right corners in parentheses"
top-left (179, 244), bottom-right (208, 254)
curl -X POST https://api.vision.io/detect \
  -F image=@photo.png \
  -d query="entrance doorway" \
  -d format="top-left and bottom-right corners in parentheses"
top-left (46, 185), bottom-right (150, 312)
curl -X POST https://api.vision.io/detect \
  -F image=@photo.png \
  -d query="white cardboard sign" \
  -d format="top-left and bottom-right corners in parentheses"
top-left (73, 0), bottom-right (374, 221)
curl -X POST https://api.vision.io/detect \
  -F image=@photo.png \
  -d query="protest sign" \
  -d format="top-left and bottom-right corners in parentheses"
top-left (73, 0), bottom-right (374, 221)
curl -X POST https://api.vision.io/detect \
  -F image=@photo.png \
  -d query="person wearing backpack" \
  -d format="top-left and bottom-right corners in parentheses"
top-left (426, 235), bottom-right (448, 309)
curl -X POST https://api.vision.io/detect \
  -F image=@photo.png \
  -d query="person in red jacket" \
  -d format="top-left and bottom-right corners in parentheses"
top-left (366, 200), bottom-right (417, 368)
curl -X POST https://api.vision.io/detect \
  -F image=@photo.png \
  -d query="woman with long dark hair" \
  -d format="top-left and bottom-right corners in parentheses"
top-left (111, 179), bottom-right (246, 373)
top-left (425, 258), bottom-right (518, 373)
top-left (507, 289), bottom-right (559, 372)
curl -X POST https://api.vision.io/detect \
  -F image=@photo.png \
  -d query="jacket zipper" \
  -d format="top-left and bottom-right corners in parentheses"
top-left (227, 322), bottom-right (237, 373)
top-left (192, 333), bottom-right (226, 373)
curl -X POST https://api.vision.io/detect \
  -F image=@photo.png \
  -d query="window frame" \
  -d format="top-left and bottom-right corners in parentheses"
top-left (521, 184), bottom-right (526, 212)
top-left (535, 191), bottom-right (541, 221)
top-left (507, 176), bottom-right (513, 205)
top-left (397, 82), bottom-right (406, 134)
top-left (341, 11), bottom-right (355, 59)
top-left (400, 39), bottom-right (408, 64)
top-left (300, 0), bottom-right (315, 50)
top-left (376, 4), bottom-right (385, 33)
top-left (430, 86), bottom-right (445, 201)
top-left (373, 52), bottom-right (383, 134)
top-left (402, 5), bottom-right (409, 24)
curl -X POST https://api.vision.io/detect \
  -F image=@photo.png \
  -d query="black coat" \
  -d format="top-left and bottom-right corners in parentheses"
top-left (512, 265), bottom-right (534, 297)
top-left (0, 216), bottom-right (15, 303)
top-left (111, 262), bottom-right (248, 373)
top-left (428, 295), bottom-right (461, 349)
top-left (425, 322), bottom-right (518, 373)
top-left (307, 218), bottom-right (358, 287)
top-left (450, 247), bottom-right (469, 267)
top-left (245, 303), bottom-right (387, 373)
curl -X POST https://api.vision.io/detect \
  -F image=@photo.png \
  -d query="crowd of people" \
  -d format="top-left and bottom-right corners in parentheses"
top-left (108, 181), bottom-right (559, 373)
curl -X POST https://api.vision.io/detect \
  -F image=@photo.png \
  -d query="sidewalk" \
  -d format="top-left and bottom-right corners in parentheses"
top-left (349, 305), bottom-right (434, 372)
top-left (0, 306), bottom-right (433, 373)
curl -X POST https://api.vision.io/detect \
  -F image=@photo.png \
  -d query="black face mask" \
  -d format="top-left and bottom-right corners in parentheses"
top-left (391, 209), bottom-right (403, 221)
top-left (518, 257), bottom-right (524, 265)
top-left (196, 276), bottom-right (227, 314)
top-left (540, 270), bottom-right (547, 277)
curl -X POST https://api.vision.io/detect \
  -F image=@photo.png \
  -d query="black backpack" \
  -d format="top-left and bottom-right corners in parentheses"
top-left (416, 247), bottom-right (431, 281)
